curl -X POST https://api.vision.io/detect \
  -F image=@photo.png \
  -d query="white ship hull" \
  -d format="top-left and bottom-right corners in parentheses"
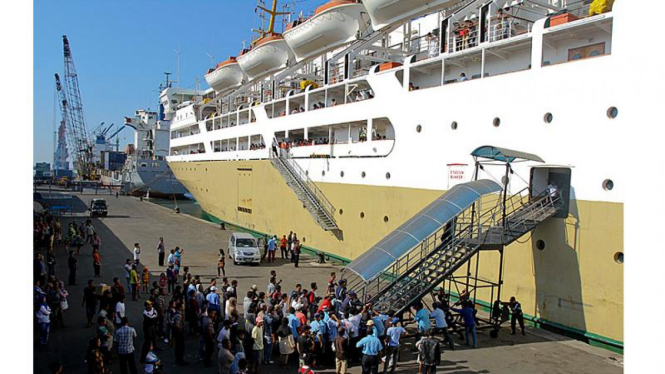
top-left (162, 1), bottom-right (654, 349)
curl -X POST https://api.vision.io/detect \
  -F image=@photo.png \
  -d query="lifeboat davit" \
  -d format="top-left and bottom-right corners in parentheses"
top-left (204, 57), bottom-right (244, 94)
top-left (363, 0), bottom-right (458, 30)
top-left (283, 0), bottom-right (367, 62)
top-left (236, 34), bottom-right (294, 82)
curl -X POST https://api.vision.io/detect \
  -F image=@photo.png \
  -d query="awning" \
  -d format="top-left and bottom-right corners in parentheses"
top-left (471, 146), bottom-right (544, 163)
top-left (344, 179), bottom-right (502, 282)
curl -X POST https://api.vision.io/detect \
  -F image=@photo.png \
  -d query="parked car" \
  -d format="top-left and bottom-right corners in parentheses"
top-left (89, 198), bottom-right (108, 217)
top-left (228, 232), bottom-right (260, 265)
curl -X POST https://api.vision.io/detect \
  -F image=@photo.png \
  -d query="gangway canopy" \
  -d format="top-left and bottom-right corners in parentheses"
top-left (471, 146), bottom-right (544, 163)
top-left (344, 180), bottom-right (502, 282)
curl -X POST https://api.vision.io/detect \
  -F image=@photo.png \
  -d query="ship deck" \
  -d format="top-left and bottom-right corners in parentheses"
top-left (33, 185), bottom-right (623, 374)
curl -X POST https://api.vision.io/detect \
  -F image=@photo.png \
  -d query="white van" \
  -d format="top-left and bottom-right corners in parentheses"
top-left (229, 232), bottom-right (261, 265)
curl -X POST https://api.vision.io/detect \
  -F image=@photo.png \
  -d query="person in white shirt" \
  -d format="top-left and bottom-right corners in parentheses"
top-left (85, 222), bottom-right (95, 244)
top-left (36, 296), bottom-right (52, 345)
top-left (133, 243), bottom-right (141, 267)
top-left (430, 302), bottom-right (455, 350)
top-left (115, 295), bottom-right (126, 325)
top-left (167, 249), bottom-right (175, 267)
top-left (217, 320), bottom-right (232, 347)
top-left (427, 32), bottom-right (440, 58)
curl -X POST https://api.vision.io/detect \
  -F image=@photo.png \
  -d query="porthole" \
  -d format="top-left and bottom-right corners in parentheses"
top-left (340, 171), bottom-right (344, 177)
top-left (361, 171), bottom-right (366, 178)
top-left (383, 215), bottom-right (389, 223)
top-left (493, 117), bottom-right (501, 127)
top-left (386, 172), bottom-right (391, 180)
top-left (602, 179), bottom-right (614, 191)
top-left (322, 170), bottom-right (325, 176)
top-left (607, 106), bottom-right (618, 119)
top-left (416, 125), bottom-right (422, 133)
top-left (544, 112), bottom-right (553, 124)
top-left (614, 252), bottom-right (623, 264)
top-left (339, 209), bottom-right (344, 215)
top-left (451, 121), bottom-right (458, 130)
top-left (536, 240), bottom-right (545, 251)
top-left (360, 212), bottom-right (365, 219)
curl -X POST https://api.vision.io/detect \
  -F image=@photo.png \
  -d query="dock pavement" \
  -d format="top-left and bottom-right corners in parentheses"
top-left (33, 186), bottom-right (623, 374)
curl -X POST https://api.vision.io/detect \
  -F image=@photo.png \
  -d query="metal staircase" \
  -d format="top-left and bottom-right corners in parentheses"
top-left (365, 188), bottom-right (562, 315)
top-left (269, 148), bottom-right (339, 231)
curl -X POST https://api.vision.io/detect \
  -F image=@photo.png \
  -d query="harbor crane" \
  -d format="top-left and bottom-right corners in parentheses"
top-left (58, 35), bottom-right (95, 180)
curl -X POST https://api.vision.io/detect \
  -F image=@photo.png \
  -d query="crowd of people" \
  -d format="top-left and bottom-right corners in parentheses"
top-left (34, 209), bottom-right (529, 374)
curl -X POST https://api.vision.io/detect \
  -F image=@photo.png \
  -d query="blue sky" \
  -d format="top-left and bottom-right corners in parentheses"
top-left (33, 0), bottom-right (282, 164)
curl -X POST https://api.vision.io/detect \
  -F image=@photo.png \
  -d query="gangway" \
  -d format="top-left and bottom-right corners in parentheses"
top-left (269, 148), bottom-right (339, 232)
top-left (341, 146), bottom-right (564, 318)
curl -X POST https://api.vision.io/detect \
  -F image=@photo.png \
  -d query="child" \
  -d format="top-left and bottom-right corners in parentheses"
top-left (236, 358), bottom-right (249, 374)
top-left (159, 273), bottom-right (167, 295)
top-left (142, 267), bottom-right (150, 294)
top-left (217, 249), bottom-right (225, 277)
top-left (166, 266), bottom-right (176, 294)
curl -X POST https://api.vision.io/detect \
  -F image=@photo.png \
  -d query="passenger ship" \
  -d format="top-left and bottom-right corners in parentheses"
top-left (164, 0), bottom-right (627, 349)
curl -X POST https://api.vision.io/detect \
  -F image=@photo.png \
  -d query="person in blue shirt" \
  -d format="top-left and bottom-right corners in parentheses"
top-left (310, 313), bottom-right (327, 347)
top-left (356, 320), bottom-right (383, 374)
top-left (371, 310), bottom-right (388, 339)
top-left (383, 318), bottom-right (407, 374)
top-left (412, 302), bottom-right (431, 340)
top-left (451, 300), bottom-right (477, 348)
top-left (287, 307), bottom-right (301, 339)
top-left (430, 302), bottom-right (455, 350)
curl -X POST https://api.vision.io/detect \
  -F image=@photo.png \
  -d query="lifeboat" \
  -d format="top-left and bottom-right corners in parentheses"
top-left (236, 34), bottom-right (294, 81)
top-left (283, 0), bottom-right (367, 62)
top-left (363, 0), bottom-right (458, 30)
top-left (204, 57), bottom-right (244, 94)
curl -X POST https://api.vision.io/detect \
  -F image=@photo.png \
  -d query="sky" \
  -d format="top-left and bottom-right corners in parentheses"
top-left (33, 0), bottom-right (291, 164)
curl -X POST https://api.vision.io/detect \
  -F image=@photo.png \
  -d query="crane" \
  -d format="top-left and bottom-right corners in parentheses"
top-left (55, 74), bottom-right (78, 175)
top-left (61, 35), bottom-right (95, 180)
top-left (53, 76), bottom-right (70, 178)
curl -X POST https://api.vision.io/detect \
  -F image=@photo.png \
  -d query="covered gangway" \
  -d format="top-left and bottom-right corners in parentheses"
top-left (343, 179), bottom-right (502, 283)
top-left (471, 145), bottom-right (545, 163)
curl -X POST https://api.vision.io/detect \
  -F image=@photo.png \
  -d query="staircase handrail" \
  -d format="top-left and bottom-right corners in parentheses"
top-left (368, 196), bottom-right (504, 307)
top-left (270, 148), bottom-right (336, 222)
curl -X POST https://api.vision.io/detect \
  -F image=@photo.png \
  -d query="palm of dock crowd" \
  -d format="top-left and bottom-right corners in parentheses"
top-left (34, 210), bottom-right (526, 374)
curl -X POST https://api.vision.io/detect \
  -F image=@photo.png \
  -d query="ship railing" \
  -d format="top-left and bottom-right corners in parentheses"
top-left (487, 18), bottom-right (533, 43)
top-left (447, 28), bottom-right (480, 53)
top-left (327, 60), bottom-right (346, 85)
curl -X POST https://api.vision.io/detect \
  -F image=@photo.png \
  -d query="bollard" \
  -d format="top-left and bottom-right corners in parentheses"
top-left (174, 207), bottom-right (180, 214)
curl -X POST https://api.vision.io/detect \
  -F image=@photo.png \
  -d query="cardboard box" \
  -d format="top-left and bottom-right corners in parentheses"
top-left (550, 13), bottom-right (579, 27)
top-left (378, 62), bottom-right (402, 72)
top-left (95, 284), bottom-right (110, 296)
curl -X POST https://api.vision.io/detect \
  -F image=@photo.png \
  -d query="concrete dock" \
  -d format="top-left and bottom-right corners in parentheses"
top-left (33, 186), bottom-right (623, 374)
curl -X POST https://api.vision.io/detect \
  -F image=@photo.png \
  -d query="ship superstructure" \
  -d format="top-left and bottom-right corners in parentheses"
top-left (165, 0), bottom-right (627, 349)
top-left (100, 106), bottom-right (189, 198)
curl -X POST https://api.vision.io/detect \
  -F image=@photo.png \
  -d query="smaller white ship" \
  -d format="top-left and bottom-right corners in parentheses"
top-left (100, 107), bottom-right (189, 198)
